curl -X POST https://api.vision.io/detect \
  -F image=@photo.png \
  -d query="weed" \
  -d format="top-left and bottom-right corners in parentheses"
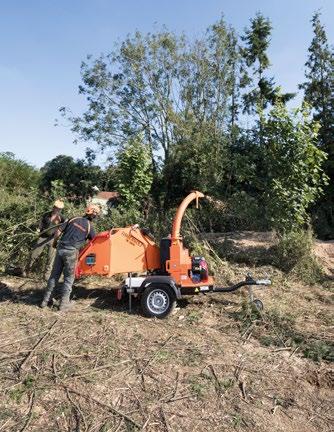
top-left (186, 311), bottom-right (201, 324)
top-left (182, 346), bottom-right (203, 366)
top-left (231, 301), bottom-right (262, 333)
top-left (7, 374), bottom-right (36, 403)
top-left (231, 413), bottom-right (243, 428)
top-left (232, 305), bottom-right (333, 362)
top-left (272, 230), bottom-right (323, 284)
top-left (0, 408), bottom-right (13, 421)
top-left (221, 377), bottom-right (235, 390)
top-left (188, 375), bottom-right (207, 399)
top-left (23, 375), bottom-right (35, 390)
top-left (155, 350), bottom-right (171, 363)
top-left (8, 386), bottom-right (26, 404)
top-left (303, 340), bottom-right (334, 362)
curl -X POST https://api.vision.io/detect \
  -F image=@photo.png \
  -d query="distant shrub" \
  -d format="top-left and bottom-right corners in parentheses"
top-left (272, 229), bottom-right (323, 284)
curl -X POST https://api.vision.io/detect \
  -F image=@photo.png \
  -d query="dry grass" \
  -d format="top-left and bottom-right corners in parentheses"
top-left (0, 266), bottom-right (333, 432)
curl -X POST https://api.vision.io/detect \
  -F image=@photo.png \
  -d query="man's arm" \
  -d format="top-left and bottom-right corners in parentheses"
top-left (52, 228), bottom-right (63, 248)
top-left (38, 213), bottom-right (48, 232)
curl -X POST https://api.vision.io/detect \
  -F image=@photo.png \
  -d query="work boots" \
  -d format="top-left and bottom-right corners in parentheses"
top-left (40, 289), bottom-right (53, 308)
top-left (59, 294), bottom-right (72, 312)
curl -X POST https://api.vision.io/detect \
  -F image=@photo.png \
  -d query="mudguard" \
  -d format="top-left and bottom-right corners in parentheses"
top-left (139, 276), bottom-right (181, 299)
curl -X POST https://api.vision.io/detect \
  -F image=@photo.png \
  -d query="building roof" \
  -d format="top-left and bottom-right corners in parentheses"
top-left (95, 191), bottom-right (119, 200)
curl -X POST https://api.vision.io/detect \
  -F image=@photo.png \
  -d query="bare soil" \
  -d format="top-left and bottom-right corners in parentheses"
top-left (0, 253), bottom-right (333, 432)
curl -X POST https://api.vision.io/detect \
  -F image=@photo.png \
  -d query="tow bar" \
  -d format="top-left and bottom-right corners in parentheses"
top-left (213, 273), bottom-right (271, 310)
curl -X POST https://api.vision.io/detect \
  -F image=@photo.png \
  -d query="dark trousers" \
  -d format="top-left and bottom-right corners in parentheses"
top-left (27, 237), bottom-right (56, 280)
top-left (43, 246), bottom-right (78, 303)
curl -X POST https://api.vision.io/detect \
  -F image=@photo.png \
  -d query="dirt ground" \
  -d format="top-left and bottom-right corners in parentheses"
top-left (0, 251), bottom-right (333, 432)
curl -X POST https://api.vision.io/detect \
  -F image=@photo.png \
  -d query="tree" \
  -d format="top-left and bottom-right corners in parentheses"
top-left (0, 152), bottom-right (40, 191)
top-left (263, 102), bottom-right (328, 233)
top-left (40, 155), bottom-right (109, 198)
top-left (299, 12), bottom-right (334, 238)
top-left (116, 135), bottom-right (153, 209)
top-left (61, 18), bottom-right (243, 173)
top-left (242, 13), bottom-right (294, 132)
top-left (299, 11), bottom-right (334, 158)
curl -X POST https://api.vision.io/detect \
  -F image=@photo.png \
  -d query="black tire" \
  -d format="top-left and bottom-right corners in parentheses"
top-left (141, 284), bottom-right (176, 318)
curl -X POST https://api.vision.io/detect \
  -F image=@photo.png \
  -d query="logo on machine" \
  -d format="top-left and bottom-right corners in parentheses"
top-left (121, 231), bottom-right (142, 248)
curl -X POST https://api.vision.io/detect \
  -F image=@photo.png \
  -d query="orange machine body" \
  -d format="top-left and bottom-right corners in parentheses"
top-left (166, 191), bottom-right (214, 287)
top-left (76, 226), bottom-right (160, 278)
top-left (76, 191), bottom-right (214, 288)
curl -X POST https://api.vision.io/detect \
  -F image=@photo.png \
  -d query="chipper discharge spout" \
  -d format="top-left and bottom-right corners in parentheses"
top-left (75, 191), bottom-right (271, 318)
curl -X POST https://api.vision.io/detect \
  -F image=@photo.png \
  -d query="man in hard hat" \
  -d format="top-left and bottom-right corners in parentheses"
top-left (25, 200), bottom-right (65, 280)
top-left (40, 204), bottom-right (100, 311)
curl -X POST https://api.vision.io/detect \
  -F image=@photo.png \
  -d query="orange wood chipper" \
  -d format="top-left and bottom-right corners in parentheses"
top-left (75, 191), bottom-right (271, 318)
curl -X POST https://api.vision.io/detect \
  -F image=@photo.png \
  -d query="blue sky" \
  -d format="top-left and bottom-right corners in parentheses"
top-left (1, 0), bottom-right (333, 167)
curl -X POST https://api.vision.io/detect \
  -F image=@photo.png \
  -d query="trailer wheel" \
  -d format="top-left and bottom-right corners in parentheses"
top-left (253, 299), bottom-right (264, 311)
top-left (141, 285), bottom-right (176, 318)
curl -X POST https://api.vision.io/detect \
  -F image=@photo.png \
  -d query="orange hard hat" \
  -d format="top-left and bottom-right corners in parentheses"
top-left (54, 200), bottom-right (64, 209)
top-left (85, 204), bottom-right (101, 216)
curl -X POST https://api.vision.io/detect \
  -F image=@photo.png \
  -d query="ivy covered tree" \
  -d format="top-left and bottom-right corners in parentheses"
top-left (116, 135), bottom-right (153, 209)
top-left (263, 102), bottom-right (328, 233)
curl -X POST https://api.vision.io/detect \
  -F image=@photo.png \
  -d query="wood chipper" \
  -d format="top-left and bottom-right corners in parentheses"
top-left (75, 191), bottom-right (271, 318)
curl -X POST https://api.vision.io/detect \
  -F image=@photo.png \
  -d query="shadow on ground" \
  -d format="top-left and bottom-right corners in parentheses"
top-left (0, 278), bottom-right (194, 315)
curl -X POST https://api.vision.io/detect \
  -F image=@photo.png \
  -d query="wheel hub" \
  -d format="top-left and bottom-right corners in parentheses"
top-left (147, 289), bottom-right (170, 315)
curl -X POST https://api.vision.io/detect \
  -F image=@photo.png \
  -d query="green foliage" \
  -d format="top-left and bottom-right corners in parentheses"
top-left (0, 153), bottom-right (88, 268)
top-left (163, 120), bottom-right (229, 205)
top-left (264, 102), bottom-right (328, 233)
top-left (299, 12), bottom-right (334, 239)
top-left (272, 230), bottom-right (323, 284)
top-left (40, 155), bottom-right (113, 198)
top-left (299, 11), bottom-right (334, 154)
top-left (234, 305), bottom-right (333, 362)
top-left (0, 152), bottom-right (40, 191)
top-left (116, 135), bottom-right (153, 210)
top-left (242, 13), bottom-right (294, 117)
top-left (61, 17), bottom-right (245, 206)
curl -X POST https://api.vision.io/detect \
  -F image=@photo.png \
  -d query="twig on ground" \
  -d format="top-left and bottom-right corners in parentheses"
top-left (113, 419), bottom-right (124, 432)
top-left (141, 416), bottom-right (151, 430)
top-left (239, 380), bottom-right (248, 402)
top-left (126, 382), bottom-right (146, 419)
top-left (52, 353), bottom-right (58, 383)
top-left (0, 330), bottom-right (49, 350)
top-left (69, 360), bottom-right (130, 379)
top-left (171, 371), bottom-right (180, 400)
top-left (160, 407), bottom-right (171, 432)
top-left (19, 391), bottom-right (35, 432)
top-left (66, 388), bottom-right (88, 431)
top-left (139, 335), bottom-right (173, 375)
top-left (166, 394), bottom-right (192, 403)
top-left (63, 385), bottom-right (142, 430)
top-left (19, 319), bottom-right (59, 371)
top-left (272, 347), bottom-right (292, 353)
top-left (209, 364), bottom-right (222, 396)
